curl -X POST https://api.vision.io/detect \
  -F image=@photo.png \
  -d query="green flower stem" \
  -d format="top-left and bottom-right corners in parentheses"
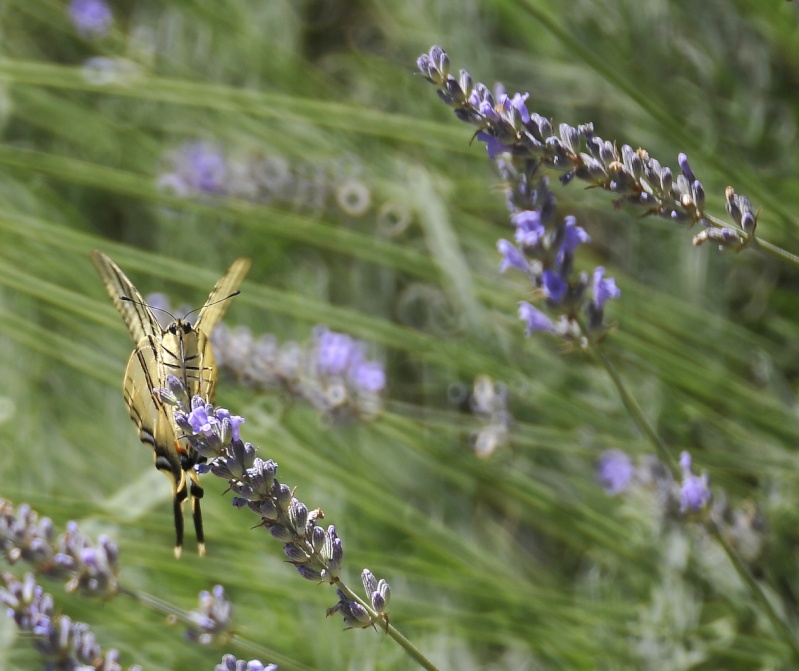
top-left (121, 586), bottom-right (190, 621)
top-left (701, 213), bottom-right (799, 268)
top-left (590, 339), bottom-right (676, 474)
top-left (590, 338), bottom-right (799, 661)
top-left (127, 587), bottom-right (292, 667)
top-left (750, 237), bottom-right (799, 268)
top-left (706, 518), bottom-right (799, 662)
top-left (335, 581), bottom-right (441, 671)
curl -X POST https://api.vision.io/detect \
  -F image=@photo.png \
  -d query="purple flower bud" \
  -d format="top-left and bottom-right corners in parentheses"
top-left (215, 409), bottom-right (245, 442)
top-left (659, 167), bottom-right (673, 194)
top-left (296, 565), bottom-right (324, 581)
top-left (691, 227), bottom-right (743, 249)
top-left (677, 153), bottom-right (696, 183)
top-left (741, 212), bottom-right (756, 235)
top-left (691, 180), bottom-right (705, 211)
top-left (361, 568), bottom-right (378, 596)
top-left (169, 141), bottom-right (227, 194)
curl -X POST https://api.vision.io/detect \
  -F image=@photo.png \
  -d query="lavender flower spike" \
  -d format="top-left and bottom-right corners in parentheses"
top-left (417, 46), bottom-right (759, 256)
top-left (1, 573), bottom-right (140, 670)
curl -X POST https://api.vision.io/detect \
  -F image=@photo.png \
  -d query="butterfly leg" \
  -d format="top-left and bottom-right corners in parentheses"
top-left (189, 474), bottom-right (206, 557)
top-left (172, 487), bottom-right (187, 559)
top-left (154, 453), bottom-right (188, 559)
top-left (171, 474), bottom-right (189, 559)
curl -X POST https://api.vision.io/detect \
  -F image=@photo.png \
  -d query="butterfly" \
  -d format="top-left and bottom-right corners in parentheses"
top-left (91, 250), bottom-right (251, 557)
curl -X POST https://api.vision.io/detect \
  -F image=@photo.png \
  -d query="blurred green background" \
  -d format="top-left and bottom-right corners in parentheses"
top-left (2, 0), bottom-right (799, 669)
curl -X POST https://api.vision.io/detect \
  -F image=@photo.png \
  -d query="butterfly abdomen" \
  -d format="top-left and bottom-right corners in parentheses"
top-left (159, 324), bottom-right (217, 402)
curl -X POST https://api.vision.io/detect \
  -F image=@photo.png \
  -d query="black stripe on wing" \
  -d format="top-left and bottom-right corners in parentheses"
top-left (91, 250), bottom-right (162, 345)
top-left (124, 338), bottom-right (183, 474)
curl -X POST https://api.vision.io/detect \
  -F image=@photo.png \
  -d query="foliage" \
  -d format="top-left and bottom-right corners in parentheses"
top-left (2, 0), bottom-right (799, 670)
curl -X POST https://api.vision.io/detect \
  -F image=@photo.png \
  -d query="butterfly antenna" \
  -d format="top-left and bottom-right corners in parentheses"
top-left (120, 295), bottom-right (178, 322)
top-left (181, 291), bottom-right (241, 321)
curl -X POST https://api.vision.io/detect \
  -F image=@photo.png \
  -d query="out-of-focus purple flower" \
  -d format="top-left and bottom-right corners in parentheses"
top-left (497, 239), bottom-right (528, 274)
top-left (593, 267), bottom-right (621, 310)
top-left (316, 329), bottom-right (358, 376)
top-left (597, 449), bottom-right (634, 495)
top-left (512, 210), bottom-right (545, 247)
top-left (168, 141), bottom-right (228, 194)
top-left (69, 0), bottom-right (113, 39)
top-left (518, 302), bottom-right (555, 336)
top-left (679, 451), bottom-right (711, 512)
top-left (349, 361), bottom-right (386, 393)
top-left (212, 323), bottom-right (386, 424)
top-left (542, 269), bottom-right (567, 304)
